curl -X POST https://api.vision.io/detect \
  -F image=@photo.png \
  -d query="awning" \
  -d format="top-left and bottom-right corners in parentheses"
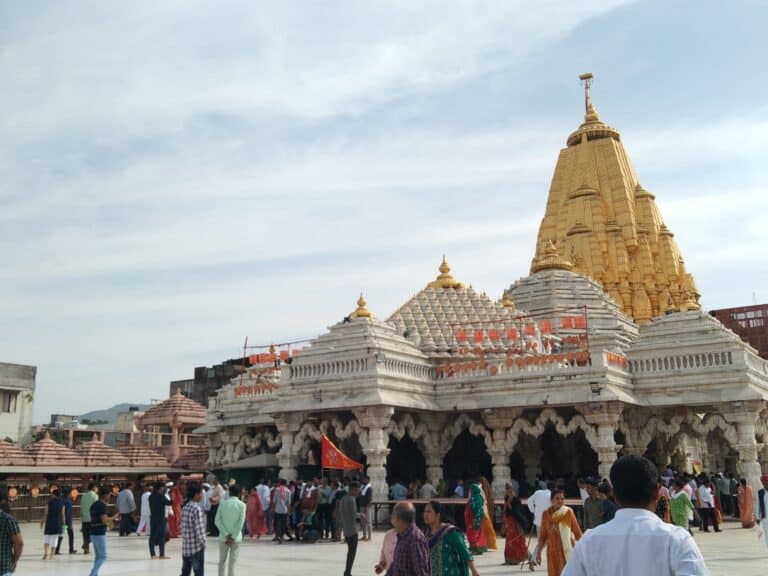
top-left (193, 423), bottom-right (222, 434)
top-left (221, 453), bottom-right (278, 470)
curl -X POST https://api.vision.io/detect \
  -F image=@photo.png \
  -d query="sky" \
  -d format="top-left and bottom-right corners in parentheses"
top-left (1, 0), bottom-right (767, 423)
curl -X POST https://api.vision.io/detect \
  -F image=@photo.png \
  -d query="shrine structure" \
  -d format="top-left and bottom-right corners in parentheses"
top-left (202, 76), bottom-right (768, 500)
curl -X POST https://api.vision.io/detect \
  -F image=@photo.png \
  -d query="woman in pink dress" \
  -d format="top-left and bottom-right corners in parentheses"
top-left (247, 487), bottom-right (267, 539)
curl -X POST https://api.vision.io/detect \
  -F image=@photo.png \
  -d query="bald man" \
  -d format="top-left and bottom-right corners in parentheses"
top-left (386, 502), bottom-right (429, 576)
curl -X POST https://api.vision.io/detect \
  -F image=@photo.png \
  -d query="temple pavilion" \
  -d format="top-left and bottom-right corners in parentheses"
top-left (202, 76), bottom-right (768, 500)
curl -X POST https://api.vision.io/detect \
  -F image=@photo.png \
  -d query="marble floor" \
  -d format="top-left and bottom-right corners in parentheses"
top-left (11, 519), bottom-right (767, 576)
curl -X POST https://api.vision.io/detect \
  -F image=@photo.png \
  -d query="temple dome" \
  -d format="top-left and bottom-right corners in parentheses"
top-left (388, 256), bottom-right (519, 354)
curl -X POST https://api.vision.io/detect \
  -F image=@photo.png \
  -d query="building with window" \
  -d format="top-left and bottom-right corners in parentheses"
top-left (0, 362), bottom-right (36, 444)
top-left (710, 304), bottom-right (768, 360)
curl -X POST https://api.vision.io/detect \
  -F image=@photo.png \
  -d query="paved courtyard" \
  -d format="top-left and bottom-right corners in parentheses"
top-left (12, 520), bottom-right (768, 575)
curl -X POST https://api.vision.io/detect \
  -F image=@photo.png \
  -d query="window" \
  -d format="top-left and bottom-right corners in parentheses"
top-left (0, 390), bottom-right (18, 413)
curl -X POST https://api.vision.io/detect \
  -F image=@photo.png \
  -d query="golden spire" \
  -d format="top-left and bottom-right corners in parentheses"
top-left (350, 293), bottom-right (374, 319)
top-left (531, 75), bottom-right (701, 322)
top-left (427, 255), bottom-right (464, 289)
top-left (531, 240), bottom-right (574, 273)
top-left (501, 292), bottom-right (516, 310)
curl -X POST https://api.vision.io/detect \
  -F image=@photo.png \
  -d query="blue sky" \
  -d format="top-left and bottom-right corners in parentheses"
top-left (1, 1), bottom-right (766, 422)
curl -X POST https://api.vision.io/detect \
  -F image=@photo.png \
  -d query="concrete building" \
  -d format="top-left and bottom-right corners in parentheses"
top-left (0, 362), bottom-right (36, 445)
top-left (201, 77), bottom-right (768, 501)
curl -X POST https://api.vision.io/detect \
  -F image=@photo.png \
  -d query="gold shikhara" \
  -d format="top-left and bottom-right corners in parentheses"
top-left (531, 73), bottom-right (701, 322)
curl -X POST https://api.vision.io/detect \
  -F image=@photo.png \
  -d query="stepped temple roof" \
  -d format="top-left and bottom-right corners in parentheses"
top-left (119, 444), bottom-right (173, 467)
top-left (531, 73), bottom-right (700, 323)
top-left (24, 432), bottom-right (85, 466)
top-left (0, 440), bottom-right (33, 466)
top-left (76, 433), bottom-right (131, 467)
top-left (141, 388), bottom-right (207, 426)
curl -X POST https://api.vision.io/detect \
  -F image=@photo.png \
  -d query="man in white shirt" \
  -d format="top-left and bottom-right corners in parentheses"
top-left (755, 475), bottom-right (768, 549)
top-left (135, 485), bottom-right (152, 535)
top-left (563, 455), bottom-right (708, 576)
top-left (256, 479), bottom-right (272, 534)
top-left (696, 478), bottom-right (720, 533)
top-left (527, 481), bottom-right (552, 560)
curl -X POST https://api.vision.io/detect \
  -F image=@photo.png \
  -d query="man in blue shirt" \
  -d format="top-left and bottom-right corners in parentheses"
top-left (55, 488), bottom-right (77, 555)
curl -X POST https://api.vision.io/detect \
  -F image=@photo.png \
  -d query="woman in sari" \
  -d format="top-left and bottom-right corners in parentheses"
top-left (167, 484), bottom-right (182, 538)
top-left (655, 479), bottom-right (671, 523)
top-left (464, 481), bottom-right (487, 554)
top-left (246, 487), bottom-right (267, 539)
top-left (503, 483), bottom-right (531, 565)
top-left (536, 488), bottom-right (582, 576)
top-left (737, 478), bottom-right (755, 528)
top-left (425, 500), bottom-right (480, 576)
top-left (478, 477), bottom-right (497, 551)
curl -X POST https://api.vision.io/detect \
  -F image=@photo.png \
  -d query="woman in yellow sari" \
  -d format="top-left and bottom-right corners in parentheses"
top-left (737, 478), bottom-right (755, 528)
top-left (536, 488), bottom-right (582, 576)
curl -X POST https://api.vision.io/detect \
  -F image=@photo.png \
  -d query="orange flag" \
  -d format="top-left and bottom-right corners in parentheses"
top-left (321, 435), bottom-right (363, 470)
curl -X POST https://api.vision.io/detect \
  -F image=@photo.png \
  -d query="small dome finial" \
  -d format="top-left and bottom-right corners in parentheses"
top-left (350, 292), bottom-right (374, 319)
top-left (501, 292), bottom-right (516, 310)
top-left (428, 255), bottom-right (464, 289)
top-left (531, 240), bottom-right (574, 273)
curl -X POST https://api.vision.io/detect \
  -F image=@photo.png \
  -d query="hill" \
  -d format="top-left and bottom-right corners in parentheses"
top-left (79, 402), bottom-right (151, 425)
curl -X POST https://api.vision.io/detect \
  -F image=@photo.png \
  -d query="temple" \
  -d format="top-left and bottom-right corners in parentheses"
top-left (201, 75), bottom-right (768, 500)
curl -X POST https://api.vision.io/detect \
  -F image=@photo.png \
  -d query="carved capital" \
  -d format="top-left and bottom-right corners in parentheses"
top-left (481, 407), bottom-right (523, 430)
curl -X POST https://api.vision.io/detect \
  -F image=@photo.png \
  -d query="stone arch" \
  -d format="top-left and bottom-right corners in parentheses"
top-left (292, 415), bottom-right (368, 463)
top-left (440, 414), bottom-right (491, 452)
top-left (386, 413), bottom-right (428, 485)
top-left (504, 408), bottom-right (597, 452)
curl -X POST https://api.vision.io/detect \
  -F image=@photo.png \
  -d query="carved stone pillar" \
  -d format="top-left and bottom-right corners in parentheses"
top-left (483, 408), bottom-right (522, 498)
top-left (582, 402), bottom-right (623, 480)
top-left (275, 413), bottom-right (305, 482)
top-left (725, 403), bottom-right (764, 492)
top-left (355, 406), bottom-right (394, 501)
top-left (421, 413), bottom-right (448, 488)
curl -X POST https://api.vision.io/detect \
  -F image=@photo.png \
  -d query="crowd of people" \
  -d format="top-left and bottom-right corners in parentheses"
top-left (1, 464), bottom-right (768, 575)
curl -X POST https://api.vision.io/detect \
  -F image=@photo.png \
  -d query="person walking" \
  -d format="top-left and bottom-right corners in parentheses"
top-left (756, 475), bottom-right (768, 549)
top-left (670, 478), bottom-right (697, 536)
top-left (527, 481), bottom-right (552, 559)
top-left (0, 488), bottom-right (23, 576)
top-left (207, 477), bottom-right (225, 537)
top-left (503, 483), bottom-right (531, 566)
top-left (385, 502), bottom-right (430, 576)
top-left (80, 483), bottom-right (98, 554)
top-left (272, 479), bottom-right (292, 543)
top-left (245, 487), bottom-right (266, 540)
top-left (255, 480), bottom-right (272, 535)
top-left (696, 477), bottom-right (720, 533)
top-left (180, 483), bottom-right (206, 576)
top-left (340, 482), bottom-right (360, 576)
top-left (424, 500), bottom-right (480, 576)
top-left (136, 484), bottom-right (152, 536)
top-left (116, 482), bottom-right (137, 536)
top-left (358, 476), bottom-right (373, 541)
top-left (738, 478), bottom-right (755, 528)
top-left (536, 488), bottom-right (582, 576)
top-left (148, 483), bottom-right (170, 559)
top-left (214, 484), bottom-right (246, 576)
top-left (41, 488), bottom-right (65, 560)
top-left (88, 488), bottom-right (117, 576)
top-left (55, 489), bottom-right (77, 555)
top-left (582, 480), bottom-right (602, 530)
top-left (562, 455), bottom-right (707, 576)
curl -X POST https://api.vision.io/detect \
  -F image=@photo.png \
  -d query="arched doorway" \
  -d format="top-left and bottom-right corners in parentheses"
top-left (539, 424), bottom-right (597, 480)
top-left (386, 434), bottom-right (425, 485)
top-left (443, 429), bottom-right (491, 483)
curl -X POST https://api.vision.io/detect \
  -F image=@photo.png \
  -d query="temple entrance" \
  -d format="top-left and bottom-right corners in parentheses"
top-left (538, 425), bottom-right (597, 480)
top-left (443, 429), bottom-right (491, 483)
top-left (386, 434), bottom-right (426, 485)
